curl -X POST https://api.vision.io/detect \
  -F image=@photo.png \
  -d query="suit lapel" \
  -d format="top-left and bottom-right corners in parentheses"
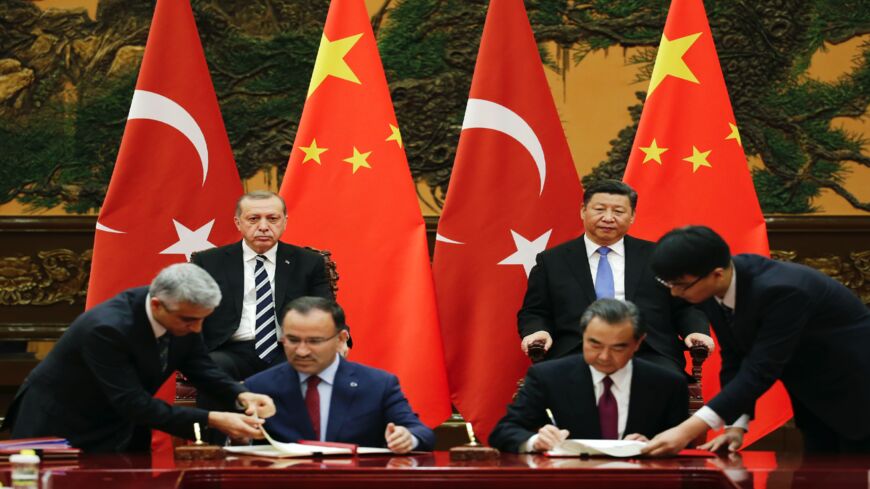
top-left (566, 238), bottom-right (597, 304)
top-left (132, 291), bottom-right (164, 390)
top-left (273, 243), bottom-right (294, 311)
top-left (226, 242), bottom-right (245, 318)
top-left (325, 358), bottom-right (358, 441)
top-left (624, 359), bottom-right (646, 435)
top-left (622, 236), bottom-right (644, 301)
top-left (566, 360), bottom-right (601, 438)
top-left (730, 257), bottom-right (756, 351)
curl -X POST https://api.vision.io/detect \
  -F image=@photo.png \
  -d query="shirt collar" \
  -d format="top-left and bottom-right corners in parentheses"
top-left (242, 240), bottom-right (278, 263)
top-left (144, 293), bottom-right (168, 340)
top-left (714, 266), bottom-right (737, 310)
top-left (299, 353), bottom-right (341, 386)
top-left (589, 359), bottom-right (633, 391)
top-left (584, 234), bottom-right (625, 259)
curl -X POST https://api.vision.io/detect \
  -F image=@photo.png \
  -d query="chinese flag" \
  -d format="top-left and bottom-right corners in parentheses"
top-left (278, 0), bottom-right (451, 427)
top-left (433, 0), bottom-right (584, 443)
top-left (87, 0), bottom-right (243, 453)
top-left (622, 0), bottom-right (790, 445)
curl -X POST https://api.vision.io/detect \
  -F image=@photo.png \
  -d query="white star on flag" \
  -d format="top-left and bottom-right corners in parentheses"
top-left (159, 219), bottom-right (217, 260)
top-left (497, 229), bottom-right (552, 277)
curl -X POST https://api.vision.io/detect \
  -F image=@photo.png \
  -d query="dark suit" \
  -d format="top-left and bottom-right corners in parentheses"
top-left (244, 358), bottom-right (435, 450)
top-left (489, 356), bottom-right (688, 452)
top-left (191, 241), bottom-right (333, 376)
top-left (1, 287), bottom-right (245, 452)
top-left (703, 254), bottom-right (870, 452)
top-left (519, 235), bottom-right (708, 371)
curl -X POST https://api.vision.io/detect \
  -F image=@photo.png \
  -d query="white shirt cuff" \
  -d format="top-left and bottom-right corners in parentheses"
top-left (410, 434), bottom-right (419, 451)
top-left (521, 434), bottom-right (539, 453)
top-left (694, 406), bottom-right (725, 430)
top-left (726, 414), bottom-right (750, 431)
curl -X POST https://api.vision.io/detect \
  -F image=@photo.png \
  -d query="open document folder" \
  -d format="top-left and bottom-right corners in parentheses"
top-left (222, 424), bottom-right (392, 458)
top-left (546, 439), bottom-right (647, 458)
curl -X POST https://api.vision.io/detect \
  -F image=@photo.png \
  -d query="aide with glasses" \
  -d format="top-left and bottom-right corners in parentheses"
top-left (245, 297), bottom-right (434, 453)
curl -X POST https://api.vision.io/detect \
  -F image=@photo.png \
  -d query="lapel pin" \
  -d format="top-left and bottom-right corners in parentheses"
top-left (284, 259), bottom-right (290, 265)
top-left (349, 381), bottom-right (358, 388)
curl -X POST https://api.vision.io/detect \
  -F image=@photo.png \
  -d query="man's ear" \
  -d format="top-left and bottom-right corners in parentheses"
top-left (233, 216), bottom-right (242, 231)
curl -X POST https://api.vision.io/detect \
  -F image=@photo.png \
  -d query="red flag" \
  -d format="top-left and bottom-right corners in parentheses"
top-left (278, 0), bottom-right (451, 427)
top-left (433, 0), bottom-right (584, 443)
top-left (622, 0), bottom-right (789, 446)
top-left (87, 0), bottom-right (243, 452)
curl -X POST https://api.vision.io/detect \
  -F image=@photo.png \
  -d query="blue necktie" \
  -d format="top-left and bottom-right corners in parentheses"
top-left (254, 255), bottom-right (279, 362)
top-left (595, 247), bottom-right (615, 299)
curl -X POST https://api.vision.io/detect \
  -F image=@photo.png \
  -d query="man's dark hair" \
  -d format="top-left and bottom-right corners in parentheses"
top-left (651, 225), bottom-right (732, 281)
top-left (579, 299), bottom-right (644, 339)
top-left (582, 179), bottom-right (638, 211)
top-left (281, 296), bottom-right (348, 334)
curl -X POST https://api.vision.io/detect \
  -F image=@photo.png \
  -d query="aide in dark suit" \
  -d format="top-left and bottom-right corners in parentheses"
top-left (519, 180), bottom-right (711, 373)
top-left (644, 226), bottom-right (870, 455)
top-left (191, 191), bottom-right (334, 382)
top-left (1, 264), bottom-right (275, 452)
top-left (492, 299), bottom-right (688, 453)
top-left (245, 297), bottom-right (434, 453)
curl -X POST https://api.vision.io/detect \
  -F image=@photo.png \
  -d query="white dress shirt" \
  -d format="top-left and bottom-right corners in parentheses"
top-left (523, 361), bottom-right (634, 452)
top-left (694, 268), bottom-right (750, 431)
top-left (231, 241), bottom-right (279, 342)
top-left (584, 234), bottom-right (626, 300)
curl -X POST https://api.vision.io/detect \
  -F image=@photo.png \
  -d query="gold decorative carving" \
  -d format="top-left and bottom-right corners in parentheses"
top-left (0, 249), bottom-right (92, 306)
top-left (771, 249), bottom-right (870, 305)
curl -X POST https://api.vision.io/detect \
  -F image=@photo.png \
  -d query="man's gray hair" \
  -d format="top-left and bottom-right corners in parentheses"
top-left (235, 190), bottom-right (287, 217)
top-left (149, 263), bottom-right (222, 308)
top-left (579, 298), bottom-right (644, 339)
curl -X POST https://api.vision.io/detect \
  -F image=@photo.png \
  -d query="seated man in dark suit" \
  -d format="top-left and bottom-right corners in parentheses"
top-left (490, 298), bottom-right (689, 453)
top-left (245, 297), bottom-right (434, 453)
top-left (644, 226), bottom-right (870, 455)
top-left (1, 263), bottom-right (276, 452)
top-left (518, 180), bottom-right (712, 374)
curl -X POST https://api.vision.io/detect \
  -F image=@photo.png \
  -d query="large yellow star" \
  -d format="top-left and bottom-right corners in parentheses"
top-left (648, 32), bottom-right (702, 96)
top-left (683, 145), bottom-right (712, 172)
top-left (343, 147), bottom-right (372, 174)
top-left (299, 138), bottom-right (328, 164)
top-left (307, 33), bottom-right (363, 98)
top-left (386, 124), bottom-right (403, 149)
top-left (639, 138), bottom-right (668, 164)
top-left (725, 122), bottom-right (742, 146)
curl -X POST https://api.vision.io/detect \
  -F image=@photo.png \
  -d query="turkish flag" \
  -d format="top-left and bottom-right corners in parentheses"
top-left (277, 0), bottom-right (451, 427)
top-left (622, 0), bottom-right (790, 446)
top-left (87, 0), bottom-right (243, 453)
top-left (433, 0), bottom-right (584, 443)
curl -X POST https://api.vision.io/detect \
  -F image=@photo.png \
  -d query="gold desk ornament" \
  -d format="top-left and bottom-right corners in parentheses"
top-left (449, 422), bottom-right (499, 462)
top-left (174, 422), bottom-right (224, 460)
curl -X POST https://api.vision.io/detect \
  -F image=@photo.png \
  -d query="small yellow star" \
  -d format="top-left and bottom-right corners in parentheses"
top-left (648, 32), bottom-right (702, 96)
top-left (343, 147), bottom-right (372, 174)
top-left (386, 124), bottom-right (403, 149)
top-left (725, 122), bottom-right (742, 147)
top-left (307, 33), bottom-right (363, 98)
top-left (299, 138), bottom-right (328, 164)
top-left (683, 146), bottom-right (712, 172)
top-left (639, 138), bottom-right (668, 164)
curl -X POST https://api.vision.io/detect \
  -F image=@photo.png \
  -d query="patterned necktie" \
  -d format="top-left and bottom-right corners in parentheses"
top-left (254, 255), bottom-right (279, 362)
top-left (157, 334), bottom-right (171, 373)
top-left (595, 247), bottom-right (615, 299)
top-left (719, 302), bottom-right (735, 324)
top-left (598, 376), bottom-right (618, 439)
top-left (305, 376), bottom-right (322, 441)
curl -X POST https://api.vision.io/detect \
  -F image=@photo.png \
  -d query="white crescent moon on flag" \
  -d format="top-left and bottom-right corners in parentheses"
top-left (461, 98), bottom-right (546, 195)
top-left (127, 89), bottom-right (209, 186)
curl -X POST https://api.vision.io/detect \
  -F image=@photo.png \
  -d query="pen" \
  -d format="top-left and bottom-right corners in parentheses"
top-left (545, 408), bottom-right (558, 427)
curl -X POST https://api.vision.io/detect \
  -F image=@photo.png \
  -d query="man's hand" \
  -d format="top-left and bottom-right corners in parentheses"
top-left (623, 433), bottom-right (649, 442)
top-left (521, 331), bottom-right (552, 354)
top-left (208, 411), bottom-right (264, 439)
top-left (237, 392), bottom-right (276, 418)
top-left (684, 333), bottom-right (715, 352)
top-left (531, 424), bottom-right (569, 452)
top-left (642, 417), bottom-right (708, 457)
top-left (699, 427), bottom-right (745, 453)
top-left (385, 423), bottom-right (414, 454)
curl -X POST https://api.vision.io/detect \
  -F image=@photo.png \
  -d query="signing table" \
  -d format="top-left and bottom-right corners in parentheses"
top-left (2, 451), bottom-right (870, 488)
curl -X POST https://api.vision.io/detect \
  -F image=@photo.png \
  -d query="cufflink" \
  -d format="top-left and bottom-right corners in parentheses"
top-left (349, 381), bottom-right (358, 388)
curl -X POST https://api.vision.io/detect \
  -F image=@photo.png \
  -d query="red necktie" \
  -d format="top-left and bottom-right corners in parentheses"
top-left (305, 376), bottom-right (321, 440)
top-left (598, 376), bottom-right (618, 439)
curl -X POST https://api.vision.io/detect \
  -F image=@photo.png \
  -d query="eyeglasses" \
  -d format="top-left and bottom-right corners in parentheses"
top-left (655, 273), bottom-right (708, 292)
top-left (283, 330), bottom-right (342, 347)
